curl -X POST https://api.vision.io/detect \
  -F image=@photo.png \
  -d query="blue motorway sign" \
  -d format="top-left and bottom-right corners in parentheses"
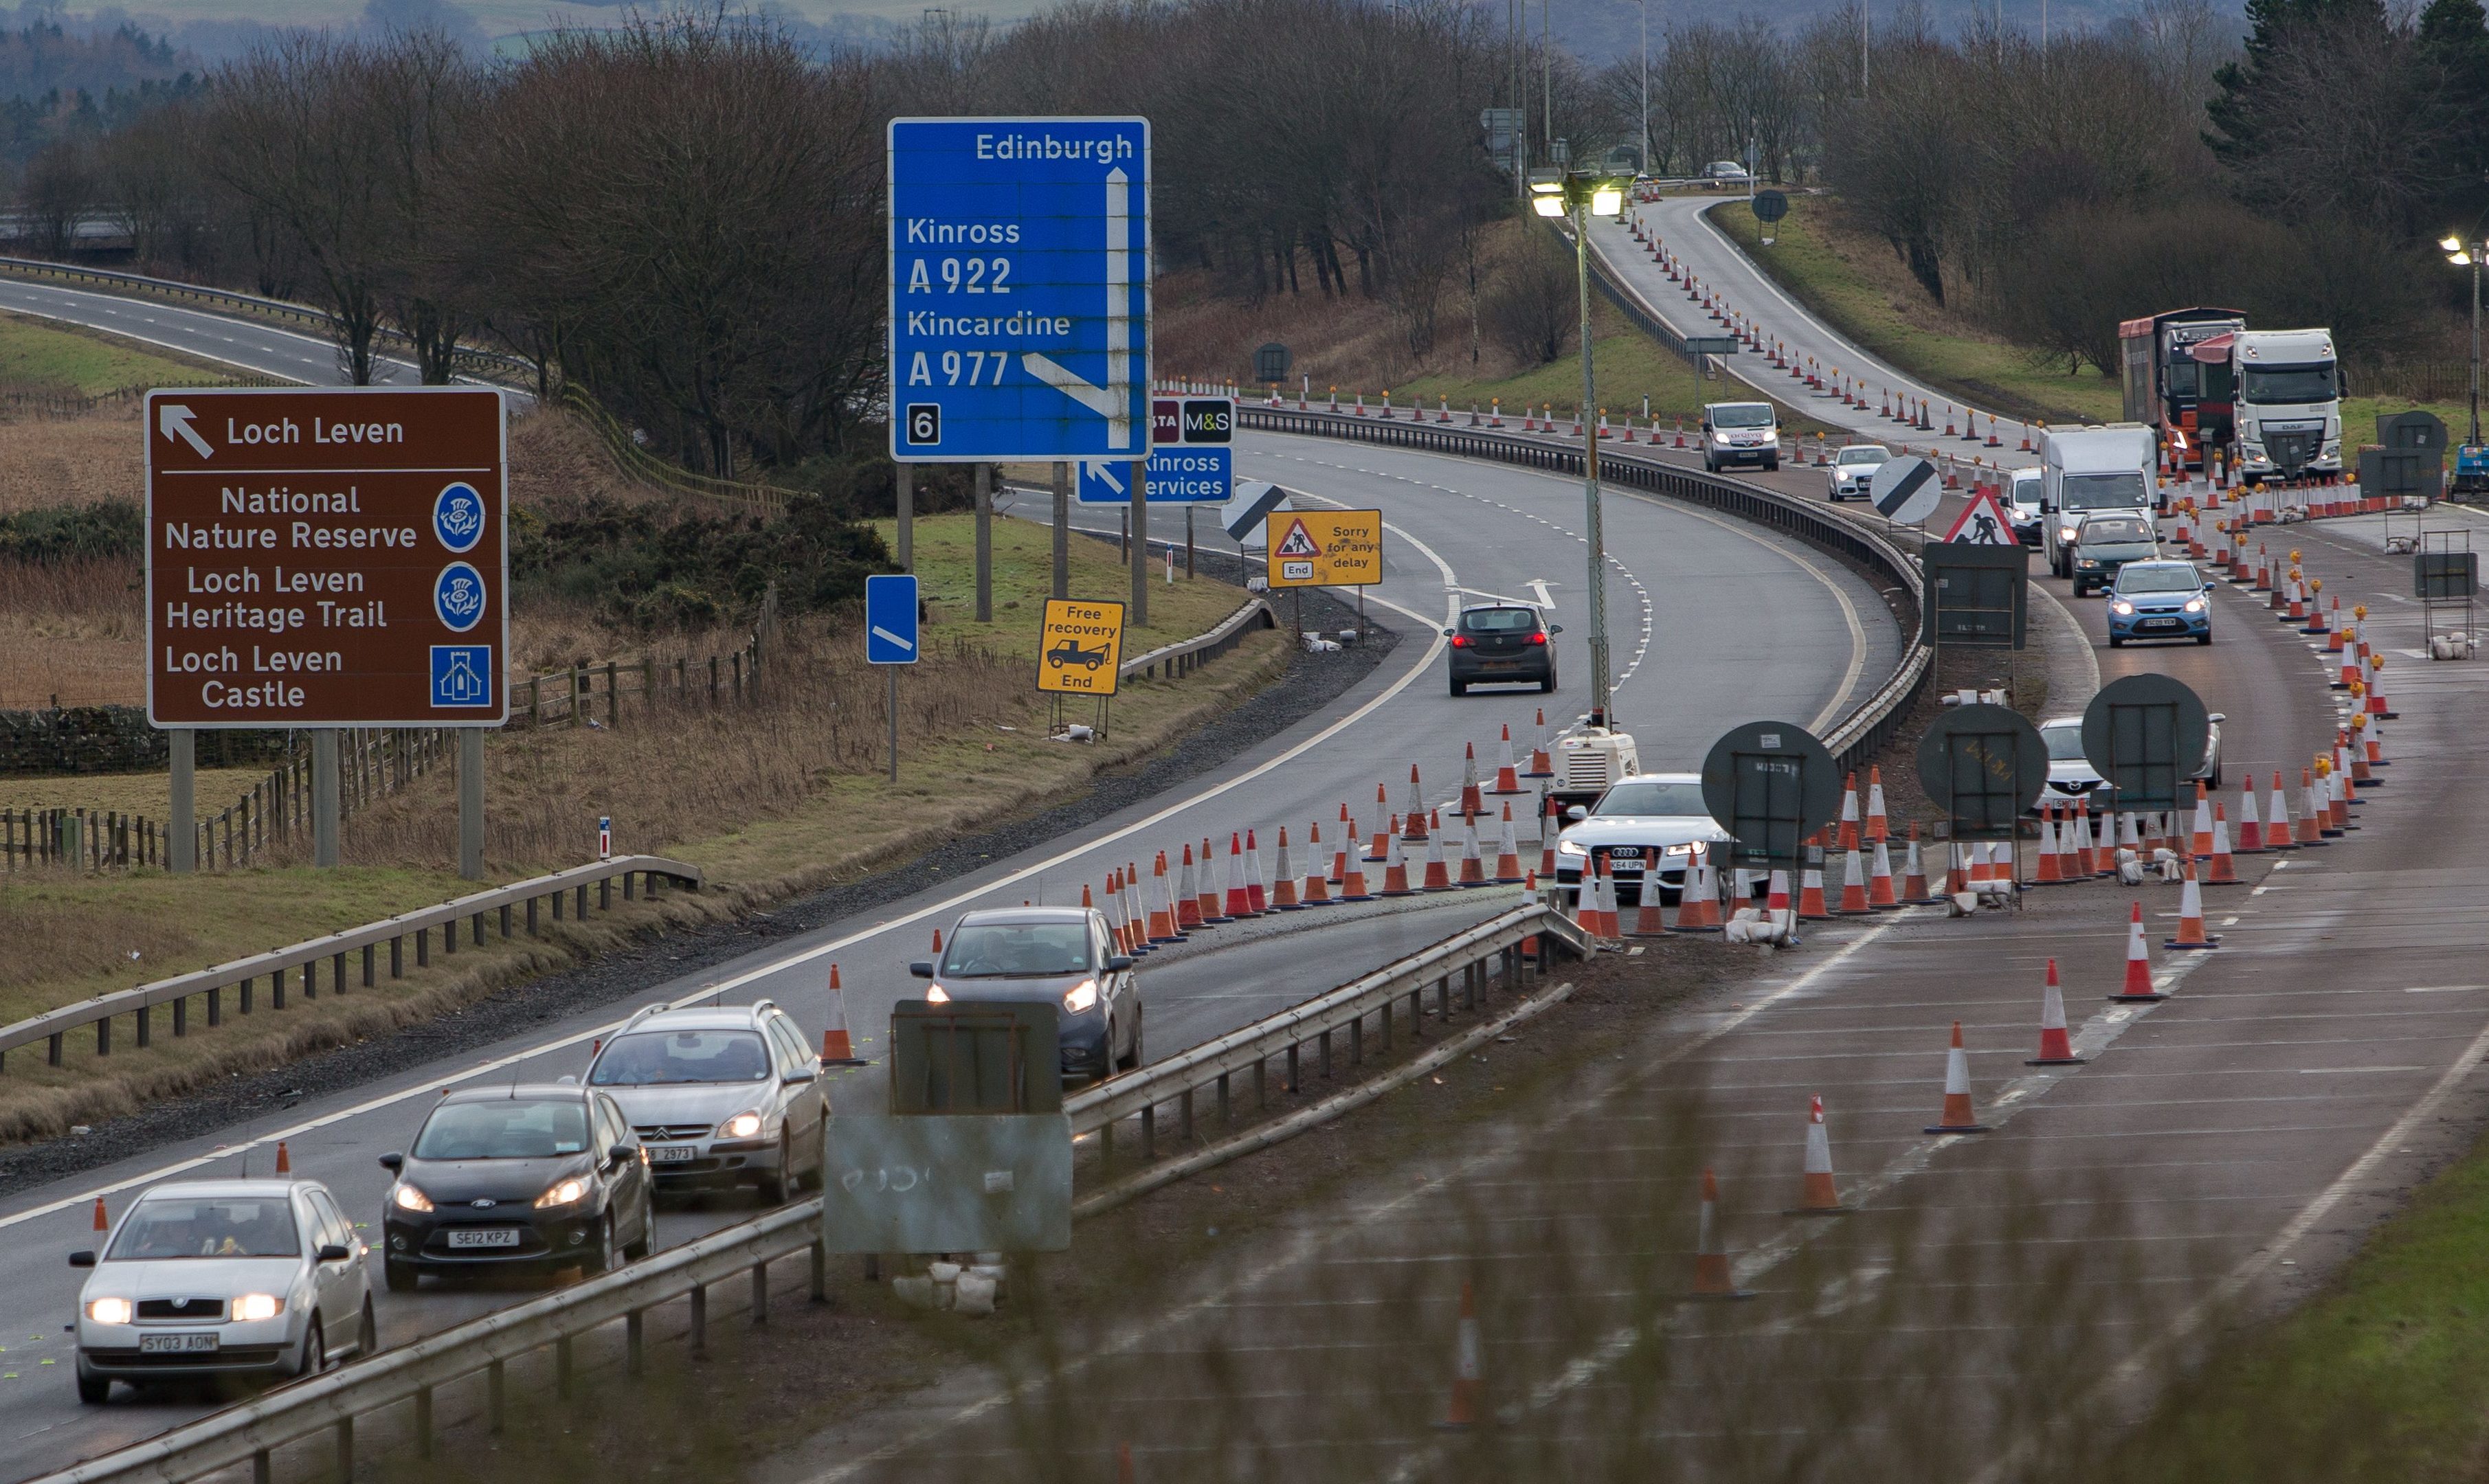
top-left (888, 117), bottom-right (1150, 463)
top-left (866, 573), bottom-right (921, 665)
top-left (1077, 447), bottom-right (1231, 504)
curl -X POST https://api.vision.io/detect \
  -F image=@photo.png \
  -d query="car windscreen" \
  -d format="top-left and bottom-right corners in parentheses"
top-left (110, 1198), bottom-right (300, 1260)
top-left (2241, 363), bottom-right (2336, 405)
top-left (590, 1031), bottom-right (774, 1087)
top-left (2060, 472), bottom-right (2150, 510)
top-left (1592, 780), bottom-right (1711, 817)
top-left (1835, 449), bottom-right (1887, 466)
top-left (2041, 726), bottom-right (2088, 762)
top-left (2011, 474), bottom-right (2042, 504)
top-left (414, 1099), bottom-right (594, 1158)
top-left (2117, 565), bottom-right (2200, 594)
top-left (1710, 404), bottom-right (1773, 428)
top-left (1461, 608), bottom-right (1540, 633)
top-left (941, 922), bottom-right (1092, 978)
top-left (2078, 518), bottom-right (2153, 545)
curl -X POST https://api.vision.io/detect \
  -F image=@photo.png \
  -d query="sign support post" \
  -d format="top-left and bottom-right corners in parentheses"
top-left (1185, 507), bottom-right (1195, 578)
top-left (974, 464), bottom-right (992, 622)
top-left (1051, 461), bottom-right (1069, 600)
top-left (167, 729), bottom-right (194, 873)
top-left (1130, 460), bottom-right (1148, 626)
top-left (1574, 202), bottom-right (1613, 727)
top-left (887, 671), bottom-right (900, 783)
top-left (312, 729), bottom-right (339, 868)
top-left (867, 573), bottom-right (922, 782)
top-left (895, 464), bottom-right (913, 573)
top-left (459, 729), bottom-right (485, 879)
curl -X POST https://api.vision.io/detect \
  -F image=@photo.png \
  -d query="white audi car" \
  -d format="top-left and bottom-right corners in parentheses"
top-left (1551, 773), bottom-right (1733, 907)
top-left (1825, 444), bottom-right (1891, 502)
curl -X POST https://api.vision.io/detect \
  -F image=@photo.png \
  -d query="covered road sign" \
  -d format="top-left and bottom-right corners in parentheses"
top-left (887, 117), bottom-right (1151, 462)
top-left (145, 385), bottom-right (507, 728)
top-left (1265, 509), bottom-right (1383, 587)
top-left (2079, 673), bottom-right (2210, 811)
top-left (1700, 720), bottom-right (1840, 869)
top-left (1038, 597), bottom-right (1125, 695)
top-left (1915, 704), bottom-right (2046, 841)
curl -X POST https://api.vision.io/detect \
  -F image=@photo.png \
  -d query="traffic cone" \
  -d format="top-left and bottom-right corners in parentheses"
top-left (1381, 831), bottom-right (1413, 896)
top-left (1457, 814), bottom-right (1486, 886)
top-left (1491, 726), bottom-right (1523, 794)
top-left (1245, 829), bottom-right (1270, 913)
top-left (1403, 767), bottom-right (1429, 840)
top-left (1124, 864), bottom-right (1150, 949)
top-left (931, 928), bottom-right (943, 957)
top-left (1422, 827), bottom-right (1453, 890)
top-left (1689, 1169), bottom-right (1756, 1299)
top-left (2026, 959), bottom-right (2085, 1066)
top-left (1302, 823), bottom-right (1333, 905)
top-left (1925, 1022), bottom-right (1993, 1134)
top-left (2236, 778), bottom-right (2264, 852)
top-left (823, 965), bottom-right (866, 1064)
top-left (93, 1195), bottom-right (107, 1232)
top-left (1798, 842), bottom-right (1831, 919)
top-left (1340, 831), bottom-right (1374, 901)
top-left (1631, 875), bottom-right (1668, 936)
top-left (1764, 868), bottom-right (1793, 937)
top-left (1459, 743), bottom-right (1484, 818)
top-left (1539, 794), bottom-right (1563, 879)
top-left (1200, 837), bottom-right (1229, 921)
top-left (2299, 768), bottom-right (2329, 844)
top-left (1838, 846), bottom-right (1871, 914)
top-left (2057, 804), bottom-right (2083, 881)
top-left (1220, 833), bottom-right (1252, 920)
top-left (1526, 710), bottom-right (1555, 777)
top-left (2165, 856), bottom-right (2220, 949)
top-left (1436, 1281), bottom-right (1482, 1430)
top-left (2034, 802), bottom-right (2064, 885)
top-left (1864, 767), bottom-right (1889, 842)
top-left (1867, 840), bottom-right (1899, 908)
top-left (2189, 783), bottom-right (2213, 859)
top-left (1673, 848), bottom-right (1723, 931)
top-left (1592, 859), bottom-right (1622, 937)
top-left (1271, 829), bottom-right (1301, 909)
top-left (1148, 853), bottom-right (1179, 941)
top-left (2207, 806), bottom-right (2238, 885)
top-left (2267, 771), bottom-right (2299, 850)
top-left (2111, 902), bottom-right (2164, 1001)
top-left (1492, 802), bottom-right (1523, 883)
top-left (1368, 787), bottom-right (1392, 861)
top-left (1785, 1096), bottom-right (1853, 1215)
top-left (1176, 844), bottom-right (1204, 928)
top-left (1902, 826), bottom-right (1938, 903)
top-left (1837, 774), bottom-right (1862, 848)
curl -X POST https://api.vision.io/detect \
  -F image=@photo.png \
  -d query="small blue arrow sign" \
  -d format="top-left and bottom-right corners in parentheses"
top-left (1077, 447), bottom-right (1231, 504)
top-left (866, 574), bottom-right (919, 665)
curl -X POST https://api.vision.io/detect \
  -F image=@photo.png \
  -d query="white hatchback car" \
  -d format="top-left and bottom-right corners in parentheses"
top-left (71, 1179), bottom-right (375, 1402)
top-left (1826, 445), bottom-right (1891, 501)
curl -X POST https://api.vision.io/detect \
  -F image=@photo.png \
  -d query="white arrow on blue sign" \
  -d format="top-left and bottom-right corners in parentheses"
top-left (887, 117), bottom-right (1150, 463)
top-left (1077, 447), bottom-right (1231, 504)
top-left (865, 574), bottom-right (920, 665)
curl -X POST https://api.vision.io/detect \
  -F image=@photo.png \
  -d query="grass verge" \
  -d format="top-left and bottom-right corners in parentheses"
top-left (0, 308), bottom-right (241, 394)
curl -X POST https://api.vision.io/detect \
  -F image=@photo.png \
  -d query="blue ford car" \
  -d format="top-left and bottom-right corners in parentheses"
top-left (2106, 559), bottom-right (2211, 647)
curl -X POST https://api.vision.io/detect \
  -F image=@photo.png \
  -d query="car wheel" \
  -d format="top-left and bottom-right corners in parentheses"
top-left (796, 1121), bottom-right (827, 1194)
top-left (2108, 635), bottom-right (2123, 647)
top-left (297, 1319), bottom-right (326, 1379)
top-left (1449, 677), bottom-right (1466, 697)
top-left (384, 1257), bottom-right (417, 1294)
top-left (625, 1189), bottom-right (655, 1259)
top-left (588, 1213), bottom-right (619, 1274)
top-left (1540, 673), bottom-right (1556, 693)
top-left (1126, 1009), bottom-right (1145, 1070)
top-left (1765, 456), bottom-right (1779, 471)
top-left (759, 1134), bottom-right (792, 1205)
top-left (75, 1359), bottom-right (107, 1405)
top-left (2196, 633), bottom-right (2212, 646)
top-left (358, 1296), bottom-right (377, 1359)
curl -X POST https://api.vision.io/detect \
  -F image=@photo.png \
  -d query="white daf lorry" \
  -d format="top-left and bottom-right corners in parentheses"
top-left (2039, 425), bottom-right (2158, 578)
top-left (2225, 328), bottom-right (2341, 481)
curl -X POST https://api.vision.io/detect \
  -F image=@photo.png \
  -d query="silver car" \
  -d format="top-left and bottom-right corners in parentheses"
top-left (71, 1179), bottom-right (375, 1402)
top-left (2038, 713), bottom-right (2225, 808)
top-left (1552, 773), bottom-right (1732, 907)
top-left (585, 1000), bottom-right (829, 1203)
top-left (1826, 445), bottom-right (1891, 502)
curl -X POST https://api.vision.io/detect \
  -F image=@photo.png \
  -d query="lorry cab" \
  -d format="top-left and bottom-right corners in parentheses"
top-left (2230, 329), bottom-right (2341, 480)
top-left (2039, 425), bottom-right (2158, 578)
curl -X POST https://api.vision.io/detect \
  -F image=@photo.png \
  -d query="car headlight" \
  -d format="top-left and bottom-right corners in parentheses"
top-left (1062, 978), bottom-right (1098, 1014)
top-left (2184, 598), bottom-right (2205, 613)
top-left (2059, 526), bottom-right (2078, 543)
top-left (392, 1183), bottom-right (434, 1213)
top-left (924, 985), bottom-right (950, 1004)
top-left (1711, 431), bottom-right (1734, 444)
top-left (1662, 843), bottom-right (1695, 857)
top-left (717, 1112), bottom-right (763, 1140)
top-left (535, 1177), bottom-right (590, 1208)
top-left (1556, 838), bottom-right (1587, 857)
top-left (232, 1293), bottom-right (284, 1323)
top-left (2110, 600), bottom-right (2134, 616)
top-left (2077, 559), bottom-right (2098, 567)
top-left (85, 1297), bottom-right (132, 1325)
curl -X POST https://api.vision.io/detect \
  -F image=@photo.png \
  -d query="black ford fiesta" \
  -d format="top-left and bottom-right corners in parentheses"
top-left (378, 1084), bottom-right (654, 1290)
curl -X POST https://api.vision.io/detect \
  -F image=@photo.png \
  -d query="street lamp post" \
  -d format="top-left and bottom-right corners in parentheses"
top-left (2447, 234), bottom-right (2484, 446)
top-left (1532, 169), bottom-right (1630, 728)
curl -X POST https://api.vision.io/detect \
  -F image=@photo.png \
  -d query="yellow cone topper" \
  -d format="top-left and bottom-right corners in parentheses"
top-left (1038, 598), bottom-right (1126, 695)
top-left (1266, 509), bottom-right (1383, 587)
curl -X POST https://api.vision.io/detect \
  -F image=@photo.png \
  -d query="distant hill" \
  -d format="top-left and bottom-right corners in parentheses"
top-left (1497, 0), bottom-right (2244, 65)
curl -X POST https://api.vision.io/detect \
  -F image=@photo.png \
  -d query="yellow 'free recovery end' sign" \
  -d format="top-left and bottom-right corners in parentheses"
top-left (1038, 598), bottom-right (1127, 695)
top-left (1266, 509), bottom-right (1383, 587)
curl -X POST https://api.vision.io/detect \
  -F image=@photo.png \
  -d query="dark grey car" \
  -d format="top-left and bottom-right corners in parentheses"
top-left (1445, 604), bottom-right (1560, 696)
top-left (912, 907), bottom-right (1139, 1083)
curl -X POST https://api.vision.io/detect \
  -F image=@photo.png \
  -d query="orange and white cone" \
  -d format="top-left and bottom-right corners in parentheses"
top-left (1868, 840), bottom-right (1899, 909)
top-left (1302, 824), bottom-right (1334, 905)
top-left (1245, 829), bottom-right (1270, 914)
top-left (1176, 845), bottom-right (1204, 930)
top-left (1526, 708), bottom-right (1556, 777)
top-left (1271, 829), bottom-right (1302, 909)
top-left (1491, 725), bottom-right (1524, 794)
top-left (2236, 778), bottom-right (2265, 852)
top-left (1838, 846), bottom-right (1871, 914)
top-left (1422, 827), bottom-right (1453, 891)
top-left (2267, 771), bottom-right (2299, 850)
top-left (1403, 767), bottom-right (1430, 840)
top-left (2034, 803), bottom-right (2064, 884)
top-left (2164, 855), bottom-right (2220, 949)
top-left (2111, 902), bottom-right (2163, 1001)
top-left (2206, 805), bottom-right (2237, 885)
top-left (823, 964), bottom-right (866, 1064)
top-left (2299, 768), bottom-right (2330, 844)
top-left (1539, 794), bottom-right (1563, 879)
top-left (1689, 1168), bottom-right (1756, 1299)
top-left (1330, 809), bottom-right (1352, 883)
top-left (1864, 766), bottom-right (1890, 843)
top-left (1381, 831), bottom-right (1414, 897)
top-left (1148, 853), bottom-right (1179, 941)
top-left (1925, 1022), bottom-right (1993, 1134)
top-left (1368, 787), bottom-right (1392, 861)
top-left (2026, 958), bottom-right (2084, 1066)
top-left (1456, 815), bottom-right (1486, 886)
top-left (1673, 848), bottom-right (1723, 932)
top-left (2189, 783), bottom-right (2213, 859)
top-left (1764, 868), bottom-right (1794, 939)
top-left (1340, 830), bottom-right (1374, 901)
top-left (1436, 1281), bottom-right (1482, 1430)
top-left (1631, 874), bottom-right (1668, 936)
top-left (1785, 1095), bottom-right (1853, 1215)
top-left (1837, 774), bottom-right (1862, 849)
top-left (1491, 802), bottom-right (1523, 883)
top-left (1458, 743), bottom-right (1485, 818)
top-left (276, 1140), bottom-right (291, 1174)
top-left (1220, 833), bottom-right (1253, 919)
top-left (1798, 847), bottom-right (1831, 920)
top-left (93, 1195), bottom-right (108, 1232)
top-left (1125, 863), bottom-right (1150, 949)
top-left (1902, 826), bottom-right (1938, 903)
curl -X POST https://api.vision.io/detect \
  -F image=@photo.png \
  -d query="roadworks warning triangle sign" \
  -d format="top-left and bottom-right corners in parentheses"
top-left (1943, 489), bottom-right (2018, 546)
top-left (1273, 518), bottom-right (1322, 558)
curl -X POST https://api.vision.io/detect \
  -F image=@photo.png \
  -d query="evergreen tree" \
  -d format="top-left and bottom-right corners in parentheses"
top-left (2206, 0), bottom-right (2388, 172)
top-left (2420, 0), bottom-right (2489, 227)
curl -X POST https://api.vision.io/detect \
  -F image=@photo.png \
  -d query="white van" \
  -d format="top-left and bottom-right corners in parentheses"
top-left (1700, 401), bottom-right (1780, 473)
top-left (2040, 425), bottom-right (2157, 578)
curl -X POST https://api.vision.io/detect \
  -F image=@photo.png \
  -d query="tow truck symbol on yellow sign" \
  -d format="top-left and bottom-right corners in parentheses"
top-left (1036, 598), bottom-right (1126, 695)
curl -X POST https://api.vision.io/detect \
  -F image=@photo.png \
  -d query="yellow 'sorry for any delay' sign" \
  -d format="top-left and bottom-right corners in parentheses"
top-left (1038, 598), bottom-right (1126, 695)
top-left (1266, 509), bottom-right (1383, 587)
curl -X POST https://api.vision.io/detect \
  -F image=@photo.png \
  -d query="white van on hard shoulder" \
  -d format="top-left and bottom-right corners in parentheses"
top-left (1701, 401), bottom-right (1780, 473)
top-left (2040, 425), bottom-right (2157, 579)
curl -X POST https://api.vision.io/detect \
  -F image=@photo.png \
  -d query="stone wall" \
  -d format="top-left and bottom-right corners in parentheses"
top-left (0, 707), bottom-right (292, 776)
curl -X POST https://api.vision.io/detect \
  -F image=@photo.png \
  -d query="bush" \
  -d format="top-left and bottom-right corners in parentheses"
top-left (1484, 233), bottom-right (1578, 367)
top-left (511, 494), bottom-right (892, 633)
top-left (0, 501), bottom-right (143, 562)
